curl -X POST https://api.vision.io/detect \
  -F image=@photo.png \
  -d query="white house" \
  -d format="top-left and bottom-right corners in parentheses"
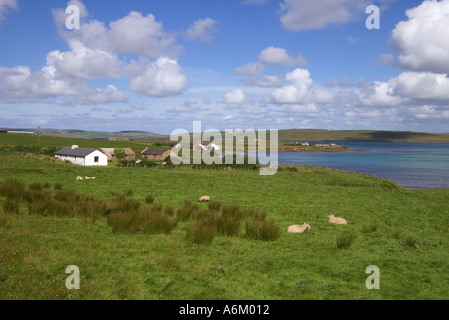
top-left (55, 145), bottom-right (108, 166)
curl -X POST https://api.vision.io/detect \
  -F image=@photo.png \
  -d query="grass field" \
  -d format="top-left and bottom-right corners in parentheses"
top-left (0, 134), bottom-right (448, 300)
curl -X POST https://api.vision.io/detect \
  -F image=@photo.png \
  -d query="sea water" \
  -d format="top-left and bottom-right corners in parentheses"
top-left (276, 142), bottom-right (449, 189)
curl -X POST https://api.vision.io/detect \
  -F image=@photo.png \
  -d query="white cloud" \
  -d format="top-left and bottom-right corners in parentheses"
top-left (268, 68), bottom-right (313, 104)
top-left (258, 46), bottom-right (307, 66)
top-left (233, 62), bottom-right (265, 75)
top-left (0, 55), bottom-right (129, 105)
top-left (223, 88), bottom-right (247, 105)
top-left (244, 75), bottom-right (283, 87)
top-left (185, 18), bottom-right (218, 42)
top-left (53, 5), bottom-right (181, 59)
top-left (48, 40), bottom-right (122, 79)
top-left (394, 72), bottom-right (449, 102)
top-left (279, 0), bottom-right (369, 31)
top-left (0, 0), bottom-right (17, 22)
top-left (390, 0), bottom-right (449, 74)
top-left (129, 57), bottom-right (187, 97)
top-left (358, 80), bottom-right (405, 107)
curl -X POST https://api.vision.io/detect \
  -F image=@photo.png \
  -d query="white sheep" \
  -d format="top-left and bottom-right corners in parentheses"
top-left (76, 176), bottom-right (83, 180)
top-left (287, 223), bottom-right (311, 234)
top-left (328, 214), bottom-right (347, 225)
top-left (198, 195), bottom-right (210, 202)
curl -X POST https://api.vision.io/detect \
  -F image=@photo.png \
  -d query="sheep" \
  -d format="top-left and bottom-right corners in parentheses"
top-left (198, 196), bottom-right (210, 202)
top-left (85, 176), bottom-right (96, 180)
top-left (287, 223), bottom-right (311, 234)
top-left (328, 214), bottom-right (347, 225)
top-left (76, 176), bottom-right (83, 180)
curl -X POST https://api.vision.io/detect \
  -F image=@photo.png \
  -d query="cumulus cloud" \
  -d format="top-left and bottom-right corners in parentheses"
top-left (129, 57), bottom-right (187, 97)
top-left (0, 62), bottom-right (129, 104)
top-left (0, 0), bottom-right (17, 22)
top-left (390, 0), bottom-right (449, 74)
top-left (223, 88), bottom-right (248, 105)
top-left (53, 4), bottom-right (181, 59)
top-left (185, 18), bottom-right (218, 42)
top-left (394, 72), bottom-right (449, 102)
top-left (279, 0), bottom-right (369, 31)
top-left (48, 40), bottom-right (122, 79)
top-left (258, 46), bottom-right (307, 66)
top-left (267, 68), bottom-right (313, 104)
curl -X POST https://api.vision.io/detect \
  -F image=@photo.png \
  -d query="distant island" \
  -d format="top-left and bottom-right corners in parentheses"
top-left (278, 142), bottom-right (359, 152)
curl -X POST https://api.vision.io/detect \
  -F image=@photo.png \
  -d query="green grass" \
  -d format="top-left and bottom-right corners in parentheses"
top-left (0, 148), bottom-right (449, 300)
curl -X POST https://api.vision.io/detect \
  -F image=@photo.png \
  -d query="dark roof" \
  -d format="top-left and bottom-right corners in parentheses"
top-left (141, 149), bottom-right (169, 156)
top-left (55, 147), bottom-right (98, 157)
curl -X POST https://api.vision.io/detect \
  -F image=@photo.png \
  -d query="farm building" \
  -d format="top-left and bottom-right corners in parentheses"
top-left (100, 148), bottom-right (135, 161)
top-left (141, 148), bottom-right (171, 161)
top-left (55, 145), bottom-right (108, 166)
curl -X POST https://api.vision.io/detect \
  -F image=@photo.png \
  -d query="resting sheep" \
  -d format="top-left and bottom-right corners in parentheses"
top-left (85, 176), bottom-right (96, 180)
top-left (76, 176), bottom-right (83, 180)
top-left (328, 215), bottom-right (347, 225)
top-left (198, 196), bottom-right (210, 202)
top-left (287, 223), bottom-right (311, 234)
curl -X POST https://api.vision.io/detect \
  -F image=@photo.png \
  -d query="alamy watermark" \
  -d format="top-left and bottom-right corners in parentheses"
top-left (366, 5), bottom-right (380, 30)
top-left (169, 121), bottom-right (278, 176)
top-left (365, 265), bottom-right (380, 290)
top-left (65, 5), bottom-right (80, 30)
top-left (65, 265), bottom-right (80, 290)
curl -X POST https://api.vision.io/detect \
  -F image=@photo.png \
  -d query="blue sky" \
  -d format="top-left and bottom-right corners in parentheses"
top-left (1, 0), bottom-right (448, 134)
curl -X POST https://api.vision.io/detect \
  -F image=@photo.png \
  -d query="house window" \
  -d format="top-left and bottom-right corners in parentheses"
top-left (94, 156), bottom-right (99, 163)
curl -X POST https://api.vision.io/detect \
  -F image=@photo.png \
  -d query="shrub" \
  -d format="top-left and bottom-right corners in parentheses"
top-left (111, 195), bottom-right (141, 214)
top-left (0, 210), bottom-right (9, 228)
top-left (216, 214), bottom-right (241, 237)
top-left (145, 194), bottom-right (155, 204)
top-left (186, 217), bottom-right (218, 245)
top-left (222, 204), bottom-right (242, 219)
top-left (54, 183), bottom-right (63, 190)
top-left (245, 219), bottom-right (282, 241)
top-left (107, 211), bottom-right (141, 234)
top-left (242, 207), bottom-right (267, 221)
top-left (207, 200), bottom-right (222, 212)
top-left (0, 178), bottom-right (27, 200)
top-left (176, 200), bottom-right (200, 222)
top-left (336, 234), bottom-right (356, 249)
top-left (3, 198), bottom-right (20, 214)
top-left (140, 210), bottom-right (178, 235)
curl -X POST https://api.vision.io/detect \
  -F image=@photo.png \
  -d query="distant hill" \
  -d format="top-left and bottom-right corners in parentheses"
top-left (0, 128), bottom-right (169, 140)
top-left (2, 128), bottom-right (449, 143)
top-left (277, 129), bottom-right (449, 143)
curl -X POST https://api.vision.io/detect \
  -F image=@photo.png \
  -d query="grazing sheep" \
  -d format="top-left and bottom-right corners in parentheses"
top-left (76, 176), bottom-right (83, 180)
top-left (328, 215), bottom-right (347, 225)
top-left (287, 223), bottom-right (311, 234)
top-left (198, 196), bottom-right (210, 202)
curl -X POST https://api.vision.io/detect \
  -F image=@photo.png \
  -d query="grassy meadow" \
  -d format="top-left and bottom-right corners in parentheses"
top-left (0, 134), bottom-right (449, 300)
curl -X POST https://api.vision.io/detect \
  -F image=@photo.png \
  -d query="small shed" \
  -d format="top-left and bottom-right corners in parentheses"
top-left (55, 145), bottom-right (108, 166)
top-left (141, 149), bottom-right (171, 161)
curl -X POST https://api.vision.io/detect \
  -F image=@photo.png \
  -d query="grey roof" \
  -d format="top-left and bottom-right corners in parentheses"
top-left (55, 147), bottom-right (98, 157)
top-left (141, 149), bottom-right (169, 156)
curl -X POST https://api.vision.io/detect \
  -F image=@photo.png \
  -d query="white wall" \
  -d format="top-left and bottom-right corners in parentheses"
top-left (55, 150), bottom-right (108, 166)
top-left (84, 150), bottom-right (108, 166)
